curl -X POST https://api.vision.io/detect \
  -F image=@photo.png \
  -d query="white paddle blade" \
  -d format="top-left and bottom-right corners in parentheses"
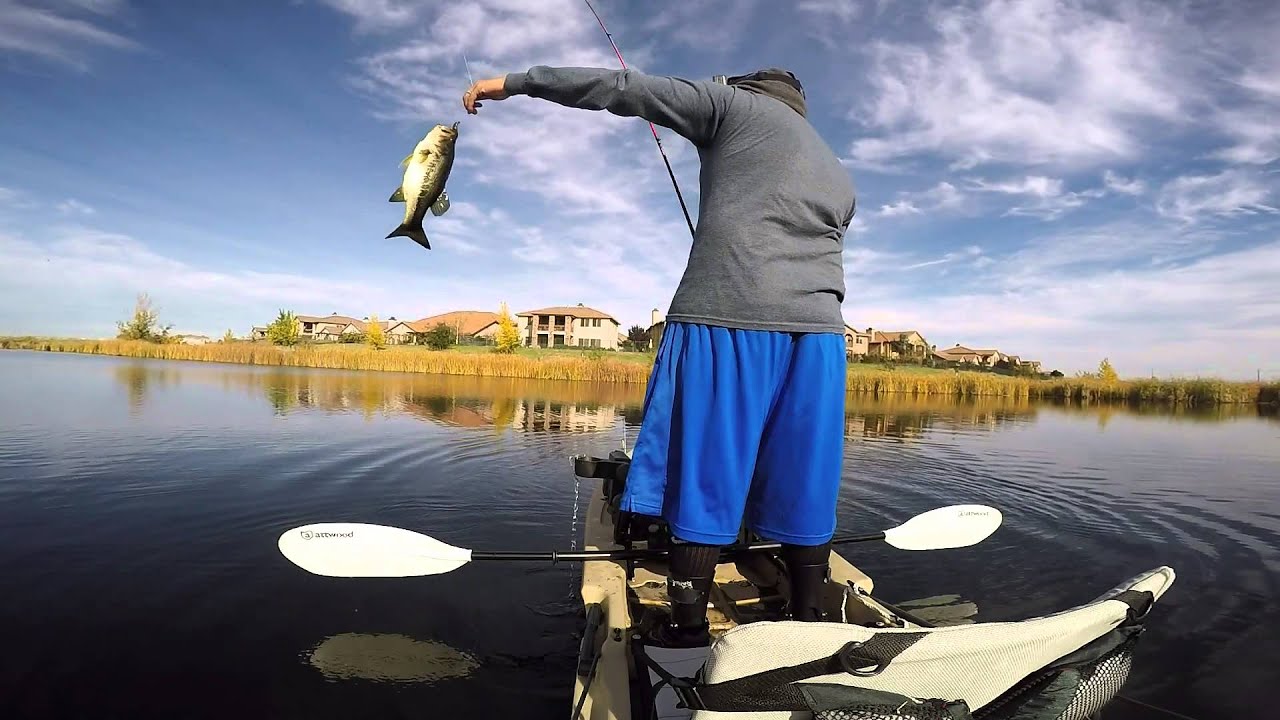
top-left (278, 523), bottom-right (472, 577)
top-left (882, 505), bottom-right (1002, 550)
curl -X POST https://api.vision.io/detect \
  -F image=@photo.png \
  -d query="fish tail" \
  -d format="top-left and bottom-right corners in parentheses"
top-left (386, 223), bottom-right (431, 250)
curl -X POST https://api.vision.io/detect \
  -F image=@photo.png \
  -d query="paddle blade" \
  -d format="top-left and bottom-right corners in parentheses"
top-left (278, 523), bottom-right (472, 577)
top-left (882, 505), bottom-right (1002, 550)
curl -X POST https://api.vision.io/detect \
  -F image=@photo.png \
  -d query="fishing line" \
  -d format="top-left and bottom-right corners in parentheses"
top-left (582, 0), bottom-right (696, 240)
top-left (462, 51), bottom-right (475, 86)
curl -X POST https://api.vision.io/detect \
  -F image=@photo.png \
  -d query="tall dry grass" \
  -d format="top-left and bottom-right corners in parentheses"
top-left (3, 338), bottom-right (650, 383)
top-left (4, 337), bottom-right (1275, 405)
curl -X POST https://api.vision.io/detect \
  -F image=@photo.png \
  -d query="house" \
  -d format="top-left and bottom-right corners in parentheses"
top-left (936, 345), bottom-right (985, 365)
top-left (516, 303), bottom-right (621, 349)
top-left (968, 348), bottom-right (1008, 366)
top-left (843, 324), bottom-right (872, 359)
top-left (410, 310), bottom-right (501, 342)
top-left (293, 314), bottom-right (361, 340)
top-left (647, 308), bottom-right (667, 351)
top-left (383, 318), bottom-right (416, 344)
top-left (866, 329), bottom-right (931, 360)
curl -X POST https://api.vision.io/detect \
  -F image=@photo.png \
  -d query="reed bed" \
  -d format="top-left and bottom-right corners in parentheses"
top-left (2, 338), bottom-right (651, 383)
top-left (4, 337), bottom-right (1274, 405)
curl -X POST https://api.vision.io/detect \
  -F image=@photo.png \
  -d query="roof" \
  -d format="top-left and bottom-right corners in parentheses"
top-left (410, 310), bottom-right (500, 335)
top-left (297, 314), bottom-right (361, 325)
top-left (517, 304), bottom-right (617, 322)
top-left (843, 324), bottom-right (872, 336)
top-left (872, 330), bottom-right (924, 343)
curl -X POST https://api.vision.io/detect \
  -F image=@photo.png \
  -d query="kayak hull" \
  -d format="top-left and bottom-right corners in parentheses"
top-left (570, 461), bottom-right (882, 720)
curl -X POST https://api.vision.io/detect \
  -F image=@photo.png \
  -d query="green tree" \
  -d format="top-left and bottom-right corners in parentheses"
top-left (1098, 357), bottom-right (1119, 384)
top-left (222, 329), bottom-right (235, 343)
top-left (266, 309), bottom-right (300, 346)
top-left (116, 292), bottom-right (173, 342)
top-left (494, 302), bottom-right (520, 354)
top-left (366, 314), bottom-right (386, 349)
top-left (423, 322), bottom-right (456, 350)
top-left (626, 324), bottom-right (650, 350)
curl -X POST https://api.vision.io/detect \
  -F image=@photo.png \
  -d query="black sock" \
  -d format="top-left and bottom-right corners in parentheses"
top-left (782, 542), bottom-right (831, 621)
top-left (667, 541), bottom-right (720, 630)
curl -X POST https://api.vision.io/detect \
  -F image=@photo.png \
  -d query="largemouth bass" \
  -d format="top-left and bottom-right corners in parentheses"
top-left (386, 121), bottom-right (459, 250)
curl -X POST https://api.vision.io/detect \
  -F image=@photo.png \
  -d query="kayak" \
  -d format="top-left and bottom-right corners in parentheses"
top-left (569, 450), bottom-right (923, 720)
top-left (566, 449), bottom-right (1177, 720)
top-left (274, 451), bottom-right (1175, 720)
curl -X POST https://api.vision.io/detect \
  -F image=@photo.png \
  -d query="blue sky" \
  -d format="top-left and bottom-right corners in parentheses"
top-left (1, 0), bottom-right (1277, 380)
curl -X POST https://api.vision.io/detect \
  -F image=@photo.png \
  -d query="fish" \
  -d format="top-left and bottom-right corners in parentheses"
top-left (386, 121), bottom-right (459, 250)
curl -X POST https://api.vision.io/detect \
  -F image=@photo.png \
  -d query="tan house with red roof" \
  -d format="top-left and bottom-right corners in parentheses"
top-left (843, 324), bottom-right (872, 358)
top-left (410, 310), bottom-right (501, 341)
top-left (517, 303), bottom-right (621, 349)
top-left (867, 329), bottom-right (931, 360)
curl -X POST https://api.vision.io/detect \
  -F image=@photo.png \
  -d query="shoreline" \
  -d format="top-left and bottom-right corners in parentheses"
top-left (3, 338), bottom-right (1276, 406)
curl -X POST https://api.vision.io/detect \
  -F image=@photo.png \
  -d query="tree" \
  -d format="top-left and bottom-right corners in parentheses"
top-left (626, 324), bottom-right (650, 350)
top-left (116, 292), bottom-right (173, 342)
top-left (423, 322), bottom-right (456, 350)
top-left (365, 314), bottom-right (386, 349)
top-left (222, 329), bottom-right (235, 343)
top-left (1097, 357), bottom-right (1119, 384)
top-left (266, 310), bottom-right (300, 346)
top-left (494, 301), bottom-right (520, 354)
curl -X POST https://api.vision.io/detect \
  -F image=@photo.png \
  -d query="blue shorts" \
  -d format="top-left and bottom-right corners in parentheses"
top-left (619, 321), bottom-right (846, 546)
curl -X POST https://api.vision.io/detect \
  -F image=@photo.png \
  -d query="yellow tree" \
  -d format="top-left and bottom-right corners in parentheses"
top-left (1098, 357), bottom-right (1119, 384)
top-left (494, 301), bottom-right (520, 354)
top-left (366, 314), bottom-right (386, 349)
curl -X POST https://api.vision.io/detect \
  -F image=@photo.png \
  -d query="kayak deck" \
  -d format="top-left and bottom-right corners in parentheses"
top-left (572, 471), bottom-right (881, 720)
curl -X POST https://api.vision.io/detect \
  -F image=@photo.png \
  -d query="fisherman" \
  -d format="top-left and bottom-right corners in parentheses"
top-left (463, 66), bottom-right (855, 647)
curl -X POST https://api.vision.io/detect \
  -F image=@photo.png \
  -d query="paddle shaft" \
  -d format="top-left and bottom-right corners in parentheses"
top-left (470, 531), bottom-right (887, 564)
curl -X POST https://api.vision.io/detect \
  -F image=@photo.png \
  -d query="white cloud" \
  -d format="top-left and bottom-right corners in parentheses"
top-left (847, 0), bottom-right (1199, 169)
top-left (902, 245), bottom-right (984, 270)
top-left (1102, 170), bottom-right (1145, 196)
top-left (875, 182), bottom-right (964, 218)
top-left (796, 0), bottom-right (859, 24)
top-left (966, 175), bottom-right (1089, 220)
top-left (845, 234), bottom-right (1280, 379)
top-left (56, 198), bottom-right (94, 215)
top-left (0, 0), bottom-right (138, 68)
top-left (1155, 170), bottom-right (1279, 224)
top-left (876, 200), bottom-right (920, 218)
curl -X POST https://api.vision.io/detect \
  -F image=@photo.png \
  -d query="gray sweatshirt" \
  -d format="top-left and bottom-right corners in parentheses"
top-left (503, 66), bottom-right (856, 335)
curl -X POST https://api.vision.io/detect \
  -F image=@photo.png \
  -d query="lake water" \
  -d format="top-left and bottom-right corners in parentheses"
top-left (1, 350), bottom-right (1276, 720)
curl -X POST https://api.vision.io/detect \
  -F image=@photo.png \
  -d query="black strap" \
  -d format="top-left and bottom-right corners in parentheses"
top-left (641, 633), bottom-right (927, 712)
top-left (1113, 589), bottom-right (1155, 622)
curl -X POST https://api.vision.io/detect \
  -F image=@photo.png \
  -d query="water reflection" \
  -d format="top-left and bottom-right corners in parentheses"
top-left (113, 364), bottom-right (182, 415)
top-left (108, 359), bottom-right (1276, 433)
top-left (306, 632), bottom-right (480, 684)
top-left (844, 394), bottom-right (1038, 440)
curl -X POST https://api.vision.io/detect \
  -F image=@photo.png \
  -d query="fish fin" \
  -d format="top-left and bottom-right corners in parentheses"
top-left (389, 187), bottom-right (405, 202)
top-left (386, 223), bottom-right (431, 250)
top-left (400, 148), bottom-right (429, 167)
top-left (430, 189), bottom-right (450, 216)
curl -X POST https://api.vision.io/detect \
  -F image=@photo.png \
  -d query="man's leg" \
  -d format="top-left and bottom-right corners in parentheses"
top-left (621, 322), bottom-right (784, 641)
top-left (746, 331), bottom-right (846, 621)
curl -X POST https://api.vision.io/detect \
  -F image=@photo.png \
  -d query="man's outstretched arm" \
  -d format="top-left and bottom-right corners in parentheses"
top-left (464, 66), bottom-right (733, 147)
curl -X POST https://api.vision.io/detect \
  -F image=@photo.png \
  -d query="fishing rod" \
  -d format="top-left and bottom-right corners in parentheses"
top-left (582, 0), bottom-right (696, 240)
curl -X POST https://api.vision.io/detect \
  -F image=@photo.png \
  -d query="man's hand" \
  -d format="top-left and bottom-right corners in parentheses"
top-left (462, 77), bottom-right (509, 114)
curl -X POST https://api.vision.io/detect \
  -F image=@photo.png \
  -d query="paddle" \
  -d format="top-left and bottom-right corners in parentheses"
top-left (277, 504), bottom-right (1001, 579)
